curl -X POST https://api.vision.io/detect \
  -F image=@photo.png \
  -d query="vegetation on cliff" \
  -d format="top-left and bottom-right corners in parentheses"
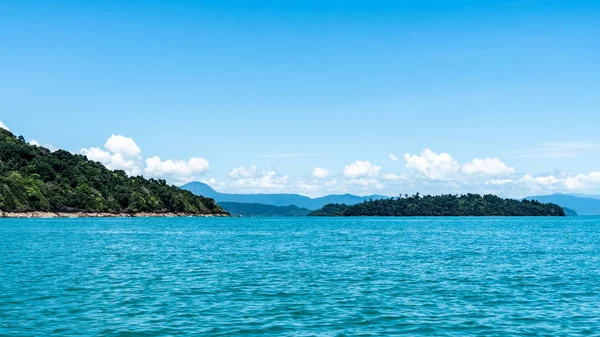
top-left (0, 129), bottom-right (226, 215)
top-left (310, 193), bottom-right (566, 217)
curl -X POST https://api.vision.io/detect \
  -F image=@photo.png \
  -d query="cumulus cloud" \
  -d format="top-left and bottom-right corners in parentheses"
top-left (104, 135), bottom-right (141, 157)
top-left (403, 149), bottom-right (516, 180)
top-left (144, 156), bottom-right (209, 182)
top-left (80, 146), bottom-right (142, 176)
top-left (0, 121), bottom-right (9, 131)
top-left (383, 173), bottom-right (405, 181)
top-left (349, 178), bottom-right (383, 189)
top-left (81, 147), bottom-right (112, 163)
top-left (563, 172), bottom-right (600, 190)
top-left (461, 158), bottom-right (515, 176)
top-left (312, 167), bottom-right (330, 179)
top-left (224, 165), bottom-right (289, 191)
top-left (518, 172), bottom-right (600, 191)
top-left (389, 153), bottom-right (398, 162)
top-left (343, 161), bottom-right (381, 178)
top-left (519, 174), bottom-right (561, 186)
top-left (229, 165), bottom-right (262, 179)
top-left (404, 149), bottom-right (460, 180)
top-left (29, 139), bottom-right (58, 152)
top-left (485, 179), bottom-right (513, 186)
top-left (80, 135), bottom-right (144, 176)
top-left (80, 134), bottom-right (210, 183)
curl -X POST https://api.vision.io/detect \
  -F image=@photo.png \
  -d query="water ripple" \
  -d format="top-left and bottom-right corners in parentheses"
top-left (1, 217), bottom-right (599, 336)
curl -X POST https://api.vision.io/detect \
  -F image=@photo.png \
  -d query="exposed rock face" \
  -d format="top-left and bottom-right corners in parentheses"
top-left (0, 211), bottom-right (229, 218)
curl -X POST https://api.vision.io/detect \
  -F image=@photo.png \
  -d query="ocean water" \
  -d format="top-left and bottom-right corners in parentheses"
top-left (1, 217), bottom-right (599, 336)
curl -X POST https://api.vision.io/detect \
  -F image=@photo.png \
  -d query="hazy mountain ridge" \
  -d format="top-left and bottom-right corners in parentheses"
top-left (180, 181), bottom-right (387, 210)
top-left (525, 194), bottom-right (600, 215)
top-left (218, 202), bottom-right (312, 217)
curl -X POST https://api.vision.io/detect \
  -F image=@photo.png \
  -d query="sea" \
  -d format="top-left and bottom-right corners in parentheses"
top-left (1, 217), bottom-right (599, 336)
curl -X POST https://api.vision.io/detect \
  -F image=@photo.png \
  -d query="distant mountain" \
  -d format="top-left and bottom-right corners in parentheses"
top-left (563, 208), bottom-right (578, 216)
top-left (219, 202), bottom-right (311, 217)
top-left (571, 194), bottom-right (600, 200)
top-left (525, 194), bottom-right (600, 215)
top-left (180, 181), bottom-right (387, 209)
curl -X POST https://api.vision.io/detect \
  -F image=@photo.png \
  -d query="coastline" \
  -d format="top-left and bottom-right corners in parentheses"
top-left (0, 211), bottom-right (230, 218)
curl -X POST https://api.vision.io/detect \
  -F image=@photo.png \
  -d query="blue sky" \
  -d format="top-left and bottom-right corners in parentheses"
top-left (2, 0), bottom-right (600, 197)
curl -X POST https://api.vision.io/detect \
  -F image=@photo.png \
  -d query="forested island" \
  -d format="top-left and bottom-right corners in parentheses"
top-left (310, 194), bottom-right (566, 217)
top-left (0, 129), bottom-right (227, 217)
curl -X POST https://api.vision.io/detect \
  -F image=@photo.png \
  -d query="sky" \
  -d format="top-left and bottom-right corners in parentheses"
top-left (1, 0), bottom-right (599, 197)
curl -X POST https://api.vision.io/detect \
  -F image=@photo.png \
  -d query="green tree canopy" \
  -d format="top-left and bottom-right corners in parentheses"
top-left (0, 129), bottom-right (226, 215)
top-left (310, 194), bottom-right (565, 217)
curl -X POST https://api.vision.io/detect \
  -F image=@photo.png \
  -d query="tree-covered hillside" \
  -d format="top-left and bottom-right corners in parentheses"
top-left (0, 129), bottom-right (226, 215)
top-left (310, 194), bottom-right (566, 217)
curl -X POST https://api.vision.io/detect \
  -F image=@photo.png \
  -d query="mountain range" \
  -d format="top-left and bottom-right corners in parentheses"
top-left (179, 182), bottom-right (600, 216)
top-left (525, 194), bottom-right (600, 215)
top-left (180, 182), bottom-right (387, 210)
top-left (218, 202), bottom-right (312, 217)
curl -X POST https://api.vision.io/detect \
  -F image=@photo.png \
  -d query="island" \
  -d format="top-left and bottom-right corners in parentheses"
top-left (310, 194), bottom-right (566, 216)
top-left (0, 129), bottom-right (228, 217)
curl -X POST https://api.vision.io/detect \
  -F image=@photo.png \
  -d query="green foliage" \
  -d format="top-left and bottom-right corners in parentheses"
top-left (219, 202), bottom-right (312, 217)
top-left (310, 194), bottom-right (566, 217)
top-left (0, 129), bottom-right (226, 214)
top-left (309, 203), bottom-right (350, 216)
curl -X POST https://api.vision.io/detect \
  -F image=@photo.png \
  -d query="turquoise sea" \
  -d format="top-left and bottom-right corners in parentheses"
top-left (1, 217), bottom-right (599, 336)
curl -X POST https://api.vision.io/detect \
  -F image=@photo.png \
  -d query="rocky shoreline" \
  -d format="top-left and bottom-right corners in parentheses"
top-left (0, 211), bottom-right (230, 218)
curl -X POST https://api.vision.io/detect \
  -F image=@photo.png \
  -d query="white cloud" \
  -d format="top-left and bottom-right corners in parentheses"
top-left (481, 172), bottom-right (600, 195)
top-left (562, 172), bottom-right (600, 190)
top-left (461, 158), bottom-right (515, 176)
top-left (404, 149), bottom-right (516, 180)
top-left (144, 156), bottom-right (209, 179)
top-left (0, 121), bottom-right (9, 131)
top-left (516, 173), bottom-right (600, 191)
top-left (404, 149), bottom-right (460, 180)
top-left (349, 178), bottom-right (383, 189)
top-left (485, 179), bottom-right (513, 186)
top-left (81, 147), bottom-right (113, 163)
top-left (104, 135), bottom-right (141, 157)
top-left (223, 165), bottom-right (289, 191)
top-left (343, 161), bottom-right (381, 178)
top-left (229, 165), bottom-right (261, 179)
top-left (81, 145), bottom-right (142, 176)
top-left (519, 174), bottom-right (561, 186)
top-left (383, 173), bottom-right (405, 181)
top-left (80, 135), bottom-right (143, 176)
top-left (389, 153), bottom-right (398, 162)
top-left (29, 139), bottom-right (58, 152)
top-left (80, 134), bottom-right (210, 182)
top-left (312, 167), bottom-right (330, 179)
